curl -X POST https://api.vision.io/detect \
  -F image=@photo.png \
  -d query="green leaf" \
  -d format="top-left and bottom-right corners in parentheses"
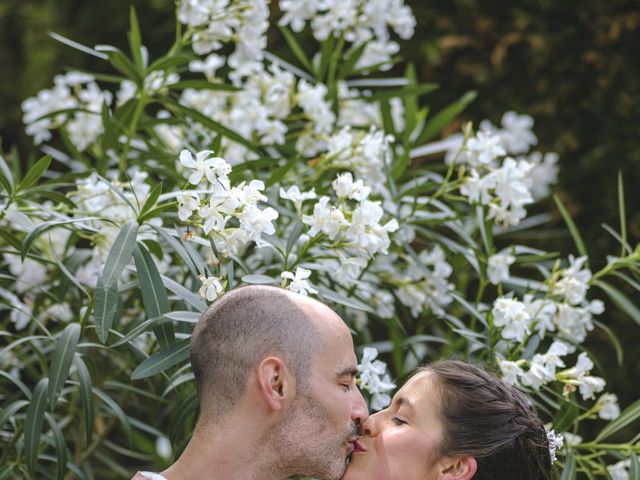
top-left (630, 452), bottom-right (639, 480)
top-left (48, 323), bottom-right (81, 409)
top-left (139, 183), bottom-right (162, 220)
top-left (161, 274), bottom-right (207, 311)
top-left (593, 319), bottom-right (624, 366)
top-left (128, 6), bottom-right (143, 70)
top-left (17, 155), bottom-right (51, 191)
top-left (21, 217), bottom-right (104, 261)
top-left (414, 90), bottom-right (477, 145)
top-left (95, 45), bottom-right (143, 85)
top-left (133, 242), bottom-right (174, 348)
top-left (242, 274), bottom-right (279, 285)
top-left (44, 413), bottom-right (67, 480)
top-left (553, 398), bottom-right (580, 433)
top-left (101, 101), bottom-right (120, 152)
top-left (560, 451), bottom-right (576, 480)
top-left (618, 171), bottom-right (628, 254)
top-left (137, 202), bottom-right (173, 224)
top-left (0, 228), bottom-right (21, 251)
top-left (337, 42), bottom-right (368, 79)
top-left (25, 378), bottom-right (49, 476)
top-left (266, 156), bottom-right (299, 187)
top-left (148, 54), bottom-right (193, 73)
top-left (593, 280), bottom-right (640, 327)
top-left (553, 195), bottom-right (588, 259)
top-left (285, 221), bottom-right (305, 261)
top-left (169, 80), bottom-right (239, 92)
top-left (152, 226), bottom-right (200, 277)
top-left (131, 338), bottom-right (190, 380)
top-left (0, 400), bottom-right (30, 431)
top-left (102, 221), bottom-right (138, 286)
top-left (92, 388), bottom-right (132, 445)
top-left (166, 99), bottom-right (260, 153)
top-left (49, 31), bottom-right (108, 60)
top-left (595, 398), bottom-right (640, 442)
top-left (360, 83), bottom-right (439, 103)
top-left (0, 154), bottom-right (14, 192)
top-left (74, 355), bottom-right (94, 444)
top-left (449, 291), bottom-right (488, 327)
top-left (278, 26), bottom-right (313, 72)
top-left (315, 285), bottom-right (374, 313)
top-left (94, 274), bottom-right (119, 344)
top-left (317, 33), bottom-right (337, 81)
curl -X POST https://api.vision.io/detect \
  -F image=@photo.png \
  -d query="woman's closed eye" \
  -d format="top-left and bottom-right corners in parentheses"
top-left (391, 416), bottom-right (408, 425)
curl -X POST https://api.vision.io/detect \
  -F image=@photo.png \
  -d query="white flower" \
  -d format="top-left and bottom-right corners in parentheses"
top-left (281, 267), bottom-right (317, 296)
top-left (189, 53), bottom-right (226, 80)
top-left (179, 149), bottom-right (231, 187)
top-left (527, 151), bottom-right (559, 200)
top-left (546, 429), bottom-right (563, 464)
top-left (358, 347), bottom-right (396, 411)
top-left (156, 435), bottom-right (172, 460)
top-left (553, 256), bottom-right (591, 305)
top-left (500, 111), bottom-right (538, 155)
top-left (198, 275), bottom-right (224, 302)
top-left (607, 460), bottom-right (631, 480)
top-left (492, 297), bottom-right (531, 342)
top-left (332, 172), bottom-right (371, 201)
top-left (466, 131), bottom-right (506, 165)
top-left (596, 393), bottom-right (620, 420)
top-left (279, 186), bottom-right (317, 214)
top-left (487, 252), bottom-right (515, 285)
top-left (177, 192), bottom-right (201, 221)
top-left (302, 196), bottom-right (348, 239)
top-left (498, 359), bottom-right (524, 385)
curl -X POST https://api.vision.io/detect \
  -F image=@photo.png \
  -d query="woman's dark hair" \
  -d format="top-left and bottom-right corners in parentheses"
top-left (423, 360), bottom-right (553, 480)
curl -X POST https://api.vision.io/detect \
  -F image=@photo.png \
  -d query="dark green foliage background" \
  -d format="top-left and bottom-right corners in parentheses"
top-left (1, 0), bottom-right (638, 422)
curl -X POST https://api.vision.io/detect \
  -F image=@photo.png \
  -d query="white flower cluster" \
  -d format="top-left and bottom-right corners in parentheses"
top-left (22, 72), bottom-right (112, 150)
top-left (281, 266), bottom-right (318, 296)
top-left (452, 112), bottom-right (559, 226)
top-left (288, 172), bottom-right (398, 272)
top-left (607, 459), bottom-right (632, 480)
top-left (178, 0), bottom-right (269, 81)
top-left (394, 246), bottom-right (454, 317)
top-left (357, 347), bottom-right (396, 411)
top-left (546, 429), bottom-right (563, 464)
top-left (279, 0), bottom-right (416, 71)
top-left (177, 149), bottom-right (278, 257)
top-left (116, 70), bottom-right (180, 106)
top-left (491, 255), bottom-right (603, 345)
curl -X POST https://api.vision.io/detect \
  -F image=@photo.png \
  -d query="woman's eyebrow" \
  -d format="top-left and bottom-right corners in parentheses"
top-left (394, 396), bottom-right (416, 415)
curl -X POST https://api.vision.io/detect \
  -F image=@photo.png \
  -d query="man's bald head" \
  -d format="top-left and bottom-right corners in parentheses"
top-left (190, 285), bottom-right (325, 421)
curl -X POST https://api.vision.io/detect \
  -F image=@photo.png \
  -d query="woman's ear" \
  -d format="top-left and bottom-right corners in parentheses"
top-left (440, 455), bottom-right (477, 480)
top-left (256, 356), bottom-right (292, 411)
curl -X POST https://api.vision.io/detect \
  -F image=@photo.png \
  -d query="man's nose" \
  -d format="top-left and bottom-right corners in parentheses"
top-left (350, 384), bottom-right (369, 426)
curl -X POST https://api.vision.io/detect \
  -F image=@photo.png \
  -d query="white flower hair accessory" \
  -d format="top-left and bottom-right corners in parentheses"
top-left (546, 429), bottom-right (564, 464)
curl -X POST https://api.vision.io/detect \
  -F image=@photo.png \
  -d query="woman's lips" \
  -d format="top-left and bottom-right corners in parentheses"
top-left (352, 440), bottom-right (367, 453)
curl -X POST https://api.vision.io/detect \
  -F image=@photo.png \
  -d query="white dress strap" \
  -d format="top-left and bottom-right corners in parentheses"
top-left (139, 472), bottom-right (169, 480)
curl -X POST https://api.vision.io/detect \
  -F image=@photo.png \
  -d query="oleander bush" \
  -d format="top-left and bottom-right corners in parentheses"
top-left (1, 1), bottom-right (639, 478)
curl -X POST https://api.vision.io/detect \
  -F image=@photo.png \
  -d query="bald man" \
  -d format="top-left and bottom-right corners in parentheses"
top-left (132, 285), bottom-right (368, 480)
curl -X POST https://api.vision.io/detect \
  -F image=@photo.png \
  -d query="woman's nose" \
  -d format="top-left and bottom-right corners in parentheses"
top-left (359, 412), bottom-right (380, 437)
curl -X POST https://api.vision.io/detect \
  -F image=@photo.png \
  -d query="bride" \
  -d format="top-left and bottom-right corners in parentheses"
top-left (343, 360), bottom-right (554, 480)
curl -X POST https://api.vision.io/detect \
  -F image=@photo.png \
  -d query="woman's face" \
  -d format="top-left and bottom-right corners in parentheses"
top-left (343, 370), bottom-right (446, 480)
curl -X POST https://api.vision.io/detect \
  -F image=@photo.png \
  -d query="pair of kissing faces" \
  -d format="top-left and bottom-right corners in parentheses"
top-left (296, 302), bottom-right (474, 480)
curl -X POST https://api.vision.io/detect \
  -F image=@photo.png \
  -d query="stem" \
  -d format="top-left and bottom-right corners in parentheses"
top-left (120, 90), bottom-right (147, 173)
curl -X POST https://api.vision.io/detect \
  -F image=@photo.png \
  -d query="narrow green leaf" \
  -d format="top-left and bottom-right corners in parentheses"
top-left (139, 183), bottom-right (162, 220)
top-left (414, 91), bottom-right (477, 145)
top-left (450, 291), bottom-right (488, 327)
top-left (242, 274), bottom-right (279, 285)
top-left (44, 413), bottom-right (67, 480)
top-left (0, 228), bottom-right (21, 251)
top-left (169, 80), bottom-right (239, 92)
top-left (0, 154), bottom-right (14, 192)
top-left (278, 26), bottom-right (313, 72)
top-left (553, 195), bottom-right (588, 259)
top-left (595, 398), bottom-right (640, 441)
top-left (315, 285), bottom-right (374, 313)
top-left (553, 398), bottom-right (580, 433)
top-left (48, 323), bottom-right (81, 409)
top-left (17, 155), bottom-right (51, 191)
top-left (227, 260), bottom-right (234, 289)
top-left (128, 6), bottom-right (143, 70)
top-left (317, 33), bottom-right (337, 81)
top-left (25, 378), bottom-right (49, 476)
top-left (148, 54), bottom-right (193, 73)
top-left (161, 274), bottom-right (207, 311)
top-left (137, 202), bottom-right (173, 224)
top-left (630, 452), bottom-right (639, 480)
top-left (92, 388), bottom-right (132, 445)
top-left (618, 171), bottom-right (627, 254)
top-left (103, 221), bottom-right (139, 285)
top-left (593, 280), bottom-right (640, 327)
top-left (101, 101), bottom-right (119, 152)
top-left (95, 45), bottom-right (143, 85)
top-left (133, 243), bottom-right (174, 348)
top-left (285, 221), bottom-right (305, 260)
top-left (593, 319), bottom-right (624, 366)
top-left (266, 156), bottom-right (299, 187)
top-left (152, 226), bottom-right (200, 277)
top-left (49, 31), bottom-right (108, 59)
top-left (337, 42), bottom-right (368, 79)
top-left (166, 99), bottom-right (260, 153)
top-left (94, 274), bottom-right (119, 343)
top-left (74, 355), bottom-right (94, 444)
top-left (360, 83), bottom-right (439, 103)
top-left (131, 338), bottom-right (190, 380)
top-left (0, 400), bottom-right (30, 431)
top-left (21, 217), bottom-right (104, 261)
top-left (560, 451), bottom-right (576, 480)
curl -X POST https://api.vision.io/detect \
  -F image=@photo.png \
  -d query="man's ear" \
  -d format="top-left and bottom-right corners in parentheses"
top-left (440, 455), bottom-right (477, 480)
top-left (256, 356), bottom-right (292, 412)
